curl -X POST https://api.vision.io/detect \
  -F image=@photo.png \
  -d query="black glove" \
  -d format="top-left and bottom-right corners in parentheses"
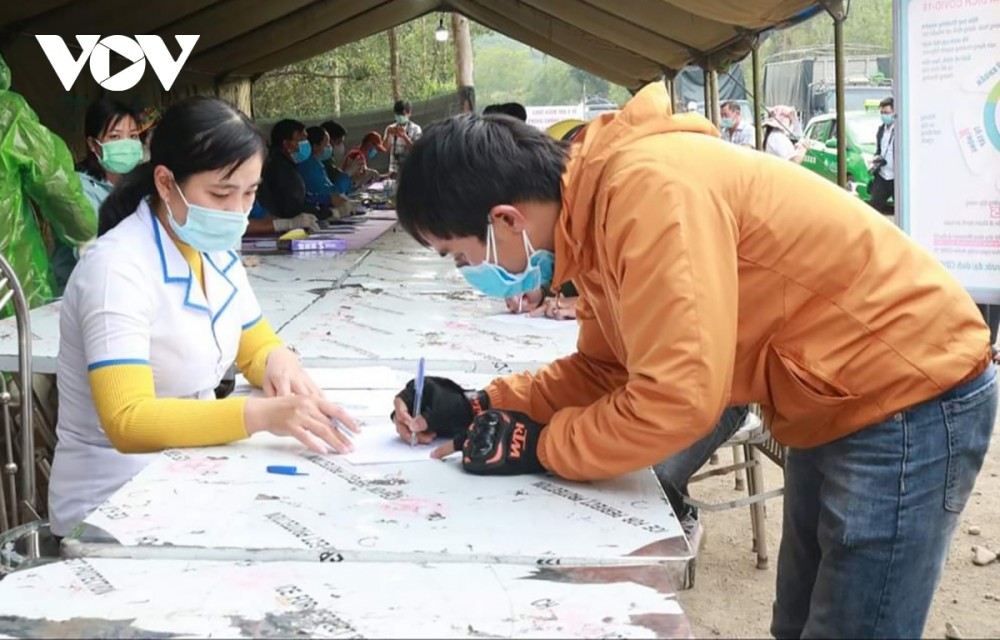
top-left (391, 377), bottom-right (489, 438)
top-left (456, 409), bottom-right (546, 476)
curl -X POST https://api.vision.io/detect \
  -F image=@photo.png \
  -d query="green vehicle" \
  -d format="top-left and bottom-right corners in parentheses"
top-left (799, 108), bottom-right (883, 202)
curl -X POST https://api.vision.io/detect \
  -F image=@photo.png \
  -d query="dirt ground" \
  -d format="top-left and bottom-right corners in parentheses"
top-left (678, 431), bottom-right (1000, 639)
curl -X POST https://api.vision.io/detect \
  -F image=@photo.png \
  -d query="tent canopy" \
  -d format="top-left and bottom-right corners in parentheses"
top-left (0, 0), bottom-right (826, 149)
top-left (1, 0), bottom-right (825, 85)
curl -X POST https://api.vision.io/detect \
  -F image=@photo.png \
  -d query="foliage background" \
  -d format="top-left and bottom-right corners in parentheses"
top-left (252, 1), bottom-right (893, 120)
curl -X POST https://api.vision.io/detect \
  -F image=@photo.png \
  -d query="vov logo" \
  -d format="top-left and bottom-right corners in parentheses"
top-left (35, 35), bottom-right (199, 92)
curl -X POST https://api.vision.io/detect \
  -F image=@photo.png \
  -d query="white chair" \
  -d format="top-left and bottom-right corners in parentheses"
top-left (685, 406), bottom-right (786, 569)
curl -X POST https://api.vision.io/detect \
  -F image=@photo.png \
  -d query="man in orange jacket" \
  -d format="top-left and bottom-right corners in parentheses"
top-left (390, 83), bottom-right (995, 638)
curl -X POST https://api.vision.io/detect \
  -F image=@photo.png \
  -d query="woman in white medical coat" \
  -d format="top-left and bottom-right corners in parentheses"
top-left (49, 97), bottom-right (359, 537)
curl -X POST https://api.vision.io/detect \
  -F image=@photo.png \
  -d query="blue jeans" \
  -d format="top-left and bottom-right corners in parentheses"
top-left (653, 405), bottom-right (750, 522)
top-left (772, 364), bottom-right (997, 639)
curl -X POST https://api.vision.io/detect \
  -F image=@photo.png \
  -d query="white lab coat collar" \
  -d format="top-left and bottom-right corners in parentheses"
top-left (142, 200), bottom-right (239, 323)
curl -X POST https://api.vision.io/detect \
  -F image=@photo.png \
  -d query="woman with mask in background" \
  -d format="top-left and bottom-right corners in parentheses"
top-left (341, 131), bottom-right (386, 189)
top-left (297, 126), bottom-right (353, 214)
top-left (51, 99), bottom-right (143, 292)
top-left (320, 120), bottom-right (348, 184)
top-left (48, 96), bottom-right (359, 539)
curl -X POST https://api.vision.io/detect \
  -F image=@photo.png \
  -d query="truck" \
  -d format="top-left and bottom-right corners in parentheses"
top-left (763, 45), bottom-right (893, 119)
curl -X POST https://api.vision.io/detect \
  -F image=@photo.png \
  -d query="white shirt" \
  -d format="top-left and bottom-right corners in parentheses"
top-left (765, 129), bottom-right (798, 161)
top-left (880, 123), bottom-right (895, 181)
top-left (722, 120), bottom-right (755, 147)
top-left (49, 201), bottom-right (264, 536)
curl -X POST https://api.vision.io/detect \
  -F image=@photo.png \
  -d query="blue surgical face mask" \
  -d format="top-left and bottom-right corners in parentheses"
top-left (459, 224), bottom-right (555, 298)
top-left (291, 140), bottom-right (311, 164)
top-left (165, 180), bottom-right (250, 253)
top-left (319, 145), bottom-right (333, 161)
top-left (366, 147), bottom-right (377, 160)
top-left (720, 116), bottom-right (734, 129)
top-left (881, 113), bottom-right (894, 126)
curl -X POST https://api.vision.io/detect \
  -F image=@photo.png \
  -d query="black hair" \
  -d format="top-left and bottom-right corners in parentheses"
top-left (269, 118), bottom-right (306, 149)
top-left (483, 102), bottom-right (527, 122)
top-left (306, 125), bottom-right (329, 148)
top-left (393, 100), bottom-right (411, 115)
top-left (395, 114), bottom-right (568, 243)
top-left (879, 96), bottom-right (894, 109)
top-left (320, 120), bottom-right (347, 141)
top-left (721, 100), bottom-right (741, 114)
top-left (99, 97), bottom-right (266, 236)
top-left (77, 98), bottom-right (139, 180)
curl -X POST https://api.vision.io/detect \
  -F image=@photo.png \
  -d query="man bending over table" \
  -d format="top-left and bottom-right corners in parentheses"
top-left (387, 83), bottom-right (995, 639)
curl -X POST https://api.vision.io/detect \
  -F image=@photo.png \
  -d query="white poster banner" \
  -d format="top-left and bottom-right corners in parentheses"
top-left (896, 0), bottom-right (1000, 302)
top-left (526, 104), bottom-right (585, 131)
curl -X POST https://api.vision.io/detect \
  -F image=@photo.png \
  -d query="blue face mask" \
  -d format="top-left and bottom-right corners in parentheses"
top-left (720, 116), bottom-right (734, 129)
top-left (291, 140), bottom-right (311, 164)
top-left (459, 225), bottom-right (555, 299)
top-left (366, 147), bottom-right (378, 160)
top-left (166, 181), bottom-right (250, 253)
top-left (881, 113), bottom-right (894, 126)
top-left (319, 145), bottom-right (333, 162)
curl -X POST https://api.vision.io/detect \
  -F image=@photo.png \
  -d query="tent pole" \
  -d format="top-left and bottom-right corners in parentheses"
top-left (824, 0), bottom-right (849, 188)
top-left (703, 69), bottom-right (712, 120)
top-left (710, 69), bottom-right (720, 126)
top-left (752, 39), bottom-right (764, 150)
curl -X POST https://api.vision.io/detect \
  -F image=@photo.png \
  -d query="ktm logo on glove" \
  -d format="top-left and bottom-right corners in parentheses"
top-left (509, 423), bottom-right (527, 459)
top-left (36, 35), bottom-right (199, 91)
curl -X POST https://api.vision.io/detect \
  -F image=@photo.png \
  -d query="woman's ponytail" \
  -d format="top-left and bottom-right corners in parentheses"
top-left (98, 162), bottom-right (155, 236)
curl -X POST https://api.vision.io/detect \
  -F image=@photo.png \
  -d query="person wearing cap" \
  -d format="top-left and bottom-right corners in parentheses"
top-left (342, 131), bottom-right (386, 189)
top-left (763, 106), bottom-right (805, 164)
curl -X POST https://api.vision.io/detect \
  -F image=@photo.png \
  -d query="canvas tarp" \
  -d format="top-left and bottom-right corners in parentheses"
top-left (0, 0), bottom-right (826, 149)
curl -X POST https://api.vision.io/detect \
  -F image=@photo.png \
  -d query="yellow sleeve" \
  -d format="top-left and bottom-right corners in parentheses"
top-left (236, 316), bottom-right (283, 388)
top-left (89, 364), bottom-right (249, 454)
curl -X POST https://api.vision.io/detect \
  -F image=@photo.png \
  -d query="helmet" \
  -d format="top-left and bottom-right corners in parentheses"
top-left (545, 119), bottom-right (587, 142)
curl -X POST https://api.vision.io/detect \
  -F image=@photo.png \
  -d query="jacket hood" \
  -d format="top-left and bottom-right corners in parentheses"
top-left (553, 82), bottom-right (719, 286)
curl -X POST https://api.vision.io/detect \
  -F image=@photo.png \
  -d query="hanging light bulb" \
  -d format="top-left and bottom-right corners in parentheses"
top-left (435, 18), bottom-right (449, 42)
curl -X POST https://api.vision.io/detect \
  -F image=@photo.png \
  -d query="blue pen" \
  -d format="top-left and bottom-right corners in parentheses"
top-left (411, 357), bottom-right (426, 447)
top-left (267, 465), bottom-right (308, 476)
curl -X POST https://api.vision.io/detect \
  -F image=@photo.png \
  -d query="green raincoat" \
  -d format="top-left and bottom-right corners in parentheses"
top-left (0, 53), bottom-right (95, 316)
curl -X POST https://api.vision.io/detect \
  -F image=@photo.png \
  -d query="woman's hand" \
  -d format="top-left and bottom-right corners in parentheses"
top-left (263, 348), bottom-right (322, 398)
top-left (505, 289), bottom-right (545, 314)
top-left (245, 396), bottom-right (359, 454)
top-left (528, 295), bottom-right (578, 320)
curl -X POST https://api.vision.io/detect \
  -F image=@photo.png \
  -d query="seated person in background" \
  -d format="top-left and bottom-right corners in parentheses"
top-left (50, 96), bottom-right (359, 538)
top-left (483, 102), bottom-right (528, 122)
top-left (320, 120), bottom-right (349, 185)
top-left (257, 118), bottom-right (326, 220)
top-left (245, 200), bottom-right (318, 236)
top-left (52, 99), bottom-right (143, 291)
top-left (342, 131), bottom-right (386, 189)
top-left (298, 126), bottom-right (352, 210)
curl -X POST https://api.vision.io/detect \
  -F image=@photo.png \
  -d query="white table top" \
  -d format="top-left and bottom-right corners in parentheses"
top-left (76, 432), bottom-right (687, 568)
top-left (0, 558), bottom-right (692, 638)
top-left (280, 285), bottom-right (578, 373)
top-left (241, 251), bottom-right (369, 293)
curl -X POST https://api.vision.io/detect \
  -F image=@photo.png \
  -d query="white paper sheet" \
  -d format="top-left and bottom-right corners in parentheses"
top-left (343, 423), bottom-right (445, 465)
top-left (483, 313), bottom-right (573, 330)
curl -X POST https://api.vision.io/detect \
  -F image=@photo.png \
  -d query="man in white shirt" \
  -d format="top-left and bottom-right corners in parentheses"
top-left (384, 99), bottom-right (422, 179)
top-left (868, 97), bottom-right (895, 215)
top-left (720, 100), bottom-right (755, 148)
